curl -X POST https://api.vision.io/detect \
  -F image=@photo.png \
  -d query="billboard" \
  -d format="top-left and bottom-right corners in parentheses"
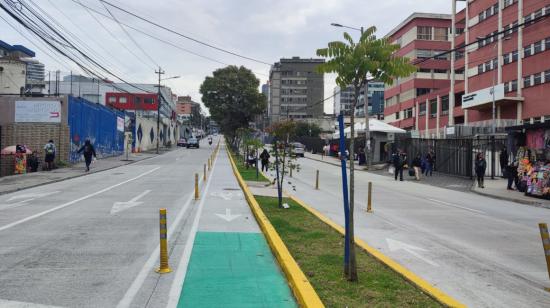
top-left (15, 100), bottom-right (61, 123)
top-left (462, 84), bottom-right (505, 109)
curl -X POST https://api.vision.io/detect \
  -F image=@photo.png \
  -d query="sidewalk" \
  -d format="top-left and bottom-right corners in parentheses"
top-left (305, 152), bottom-right (550, 206)
top-left (175, 145), bottom-right (296, 307)
top-left (0, 150), bottom-right (162, 195)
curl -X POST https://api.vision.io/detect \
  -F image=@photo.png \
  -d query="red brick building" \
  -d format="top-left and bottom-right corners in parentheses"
top-left (384, 1), bottom-right (550, 137)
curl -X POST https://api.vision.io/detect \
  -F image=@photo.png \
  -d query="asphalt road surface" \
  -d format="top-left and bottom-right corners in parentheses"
top-left (0, 137), bottom-right (220, 308)
top-left (267, 156), bottom-right (550, 308)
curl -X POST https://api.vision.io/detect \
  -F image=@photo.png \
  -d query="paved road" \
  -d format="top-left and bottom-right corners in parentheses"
top-left (0, 137), bottom-right (219, 307)
top-left (267, 156), bottom-right (550, 308)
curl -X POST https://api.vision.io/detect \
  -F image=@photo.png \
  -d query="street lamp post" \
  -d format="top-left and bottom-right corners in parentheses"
top-left (155, 67), bottom-right (180, 154)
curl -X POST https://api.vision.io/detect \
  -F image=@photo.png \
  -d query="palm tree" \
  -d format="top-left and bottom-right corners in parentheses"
top-left (316, 26), bottom-right (416, 281)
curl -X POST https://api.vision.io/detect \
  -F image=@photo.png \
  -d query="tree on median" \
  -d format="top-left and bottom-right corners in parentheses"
top-left (316, 26), bottom-right (416, 281)
top-left (199, 65), bottom-right (266, 146)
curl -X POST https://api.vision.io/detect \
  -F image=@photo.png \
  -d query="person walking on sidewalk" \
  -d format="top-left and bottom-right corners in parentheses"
top-left (475, 153), bottom-right (487, 188)
top-left (77, 140), bottom-right (97, 172)
top-left (392, 150), bottom-right (404, 181)
top-left (506, 160), bottom-right (519, 190)
top-left (358, 146), bottom-right (366, 166)
top-left (260, 149), bottom-right (270, 172)
top-left (43, 140), bottom-right (56, 171)
top-left (500, 147), bottom-right (508, 178)
top-left (424, 151), bottom-right (434, 176)
top-left (412, 154), bottom-right (422, 181)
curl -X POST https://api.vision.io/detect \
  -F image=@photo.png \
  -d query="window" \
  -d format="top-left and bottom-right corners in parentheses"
top-left (441, 96), bottom-right (449, 114)
top-left (418, 68), bottom-right (431, 73)
top-left (405, 108), bottom-right (413, 118)
top-left (417, 49), bottom-right (431, 59)
top-left (534, 41), bottom-right (542, 54)
top-left (430, 99), bottom-right (437, 118)
top-left (417, 26), bottom-right (432, 40)
top-left (434, 69), bottom-right (447, 74)
top-left (493, 3), bottom-right (499, 15)
top-left (434, 27), bottom-right (448, 41)
top-left (419, 103), bottom-right (426, 116)
top-left (108, 96), bottom-right (116, 103)
top-left (535, 9), bottom-right (543, 19)
top-left (434, 51), bottom-right (449, 60)
top-left (546, 70), bottom-right (550, 83)
top-left (546, 37), bottom-right (550, 50)
top-left (534, 72), bottom-right (542, 85)
top-left (512, 50), bottom-right (519, 62)
top-left (119, 96), bottom-right (127, 104)
top-left (478, 64), bottom-right (485, 74)
top-left (455, 68), bottom-right (465, 75)
top-left (503, 0), bottom-right (514, 8)
top-left (511, 79), bottom-right (518, 92)
top-left (492, 58), bottom-right (498, 70)
top-left (484, 60), bottom-right (492, 72)
top-left (524, 14), bottom-right (532, 25)
top-left (479, 11), bottom-right (486, 22)
top-left (524, 75), bottom-right (532, 87)
top-left (503, 53), bottom-right (511, 65)
top-left (144, 97), bottom-right (154, 104)
top-left (524, 45), bottom-right (532, 57)
top-left (416, 88), bottom-right (431, 97)
top-left (395, 112), bottom-right (400, 120)
top-left (456, 28), bottom-right (464, 35)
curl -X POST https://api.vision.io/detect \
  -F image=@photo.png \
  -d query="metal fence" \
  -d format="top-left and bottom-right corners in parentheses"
top-left (394, 136), bottom-right (507, 178)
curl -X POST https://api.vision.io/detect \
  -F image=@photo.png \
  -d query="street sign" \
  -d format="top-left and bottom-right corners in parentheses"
top-left (15, 101), bottom-right (61, 123)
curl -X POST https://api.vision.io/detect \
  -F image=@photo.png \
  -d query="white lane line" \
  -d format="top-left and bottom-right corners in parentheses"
top-left (0, 299), bottom-right (63, 307)
top-left (166, 145), bottom-right (221, 308)
top-left (0, 167), bottom-right (161, 233)
top-left (117, 147), bottom-right (218, 308)
top-left (0, 198), bottom-right (36, 210)
top-left (427, 198), bottom-right (485, 214)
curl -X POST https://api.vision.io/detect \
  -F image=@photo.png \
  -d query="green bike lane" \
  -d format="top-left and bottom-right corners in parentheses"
top-left (174, 146), bottom-right (297, 308)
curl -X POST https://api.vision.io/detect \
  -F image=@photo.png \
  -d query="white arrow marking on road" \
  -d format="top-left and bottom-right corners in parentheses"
top-left (215, 208), bottom-right (241, 222)
top-left (110, 190), bottom-right (151, 214)
top-left (210, 191), bottom-right (243, 200)
top-left (7, 191), bottom-right (60, 202)
top-left (386, 238), bottom-right (439, 267)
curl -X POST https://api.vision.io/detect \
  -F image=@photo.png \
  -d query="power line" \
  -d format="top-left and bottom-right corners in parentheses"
top-left (97, 0), bottom-right (272, 66)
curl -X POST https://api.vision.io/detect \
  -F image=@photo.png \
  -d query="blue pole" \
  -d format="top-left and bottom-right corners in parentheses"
top-left (338, 114), bottom-right (350, 268)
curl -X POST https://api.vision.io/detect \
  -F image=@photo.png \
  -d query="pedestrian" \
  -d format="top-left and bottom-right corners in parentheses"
top-left (506, 160), bottom-right (519, 190)
top-left (500, 147), bottom-right (508, 178)
top-left (392, 150), bottom-right (404, 181)
top-left (77, 139), bottom-right (97, 172)
top-left (44, 139), bottom-right (56, 171)
top-left (246, 151), bottom-right (256, 169)
top-left (425, 151), bottom-right (434, 176)
top-left (358, 146), bottom-right (366, 165)
top-left (260, 149), bottom-right (270, 172)
top-left (475, 152), bottom-right (487, 188)
top-left (208, 136), bottom-right (213, 146)
top-left (412, 154), bottom-right (422, 181)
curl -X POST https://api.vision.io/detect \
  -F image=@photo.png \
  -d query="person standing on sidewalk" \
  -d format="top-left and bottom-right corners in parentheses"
top-left (77, 140), bottom-right (97, 172)
top-left (43, 140), bottom-right (56, 171)
top-left (358, 146), bottom-right (366, 166)
top-left (506, 160), bottom-right (519, 190)
top-left (260, 149), bottom-right (270, 172)
top-left (475, 153), bottom-right (487, 188)
top-left (412, 154), bottom-right (422, 181)
top-left (424, 151), bottom-right (434, 176)
top-left (392, 150), bottom-right (404, 181)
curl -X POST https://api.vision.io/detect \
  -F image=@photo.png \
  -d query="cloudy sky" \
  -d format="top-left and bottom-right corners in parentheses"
top-left (0, 0), bottom-right (461, 113)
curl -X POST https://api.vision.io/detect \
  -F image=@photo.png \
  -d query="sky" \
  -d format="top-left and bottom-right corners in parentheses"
top-left (0, 0), bottom-right (462, 114)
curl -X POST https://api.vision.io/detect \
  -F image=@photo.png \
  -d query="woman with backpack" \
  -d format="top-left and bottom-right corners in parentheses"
top-left (77, 140), bottom-right (97, 172)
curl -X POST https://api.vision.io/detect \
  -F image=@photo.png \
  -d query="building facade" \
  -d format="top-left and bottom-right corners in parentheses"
top-left (384, 2), bottom-right (550, 138)
top-left (0, 40), bottom-right (44, 95)
top-left (268, 57), bottom-right (324, 123)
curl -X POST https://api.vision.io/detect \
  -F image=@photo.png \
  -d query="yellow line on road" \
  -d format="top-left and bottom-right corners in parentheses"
top-left (228, 148), bottom-right (324, 308)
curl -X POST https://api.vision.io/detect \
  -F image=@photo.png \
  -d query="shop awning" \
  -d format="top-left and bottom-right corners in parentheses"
top-left (332, 119), bottom-right (406, 138)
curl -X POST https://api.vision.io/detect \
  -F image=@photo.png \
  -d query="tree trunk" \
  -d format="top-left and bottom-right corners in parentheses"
top-left (347, 87), bottom-right (359, 282)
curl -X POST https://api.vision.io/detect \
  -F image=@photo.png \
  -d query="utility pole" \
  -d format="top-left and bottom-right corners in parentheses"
top-left (156, 66), bottom-right (165, 154)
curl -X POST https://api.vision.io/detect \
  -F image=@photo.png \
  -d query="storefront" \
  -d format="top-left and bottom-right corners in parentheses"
top-left (506, 122), bottom-right (550, 199)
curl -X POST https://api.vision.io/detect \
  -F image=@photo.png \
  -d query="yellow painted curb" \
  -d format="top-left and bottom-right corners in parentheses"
top-left (227, 147), bottom-right (325, 308)
top-left (289, 194), bottom-right (466, 308)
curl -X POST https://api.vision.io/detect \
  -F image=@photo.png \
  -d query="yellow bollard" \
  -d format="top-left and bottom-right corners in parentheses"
top-left (204, 164), bottom-right (207, 181)
top-left (195, 173), bottom-right (199, 200)
top-left (367, 182), bottom-right (373, 213)
top-left (156, 208), bottom-right (171, 274)
top-left (208, 158), bottom-right (211, 170)
top-left (539, 223), bottom-right (550, 291)
top-left (315, 170), bottom-right (319, 190)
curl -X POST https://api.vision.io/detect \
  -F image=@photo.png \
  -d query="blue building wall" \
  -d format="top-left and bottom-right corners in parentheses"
top-left (68, 96), bottom-right (124, 163)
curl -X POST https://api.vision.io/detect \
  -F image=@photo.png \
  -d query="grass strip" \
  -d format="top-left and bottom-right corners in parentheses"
top-left (230, 151), bottom-right (269, 182)
top-left (255, 195), bottom-right (442, 308)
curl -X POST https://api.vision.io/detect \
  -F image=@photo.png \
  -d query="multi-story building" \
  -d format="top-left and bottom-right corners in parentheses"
top-left (382, 13), bottom-right (454, 136)
top-left (0, 40), bottom-right (45, 95)
top-left (333, 85), bottom-right (355, 116)
top-left (384, 1), bottom-right (550, 138)
top-left (268, 57), bottom-right (324, 123)
top-left (335, 81), bottom-right (386, 119)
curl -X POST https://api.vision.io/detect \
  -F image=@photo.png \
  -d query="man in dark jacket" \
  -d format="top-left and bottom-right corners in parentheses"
top-left (392, 151), bottom-right (404, 181)
top-left (77, 140), bottom-right (97, 172)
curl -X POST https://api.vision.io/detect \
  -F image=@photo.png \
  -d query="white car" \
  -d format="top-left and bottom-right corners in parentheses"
top-left (187, 137), bottom-right (199, 148)
top-left (291, 142), bottom-right (305, 157)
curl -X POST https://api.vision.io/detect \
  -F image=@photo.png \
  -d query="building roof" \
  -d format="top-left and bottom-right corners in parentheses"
top-left (0, 40), bottom-right (35, 57)
top-left (385, 12), bottom-right (452, 39)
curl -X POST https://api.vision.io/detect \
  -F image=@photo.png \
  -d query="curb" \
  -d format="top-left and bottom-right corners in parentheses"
top-left (288, 195), bottom-right (466, 308)
top-left (0, 150), bottom-right (168, 196)
top-left (227, 149), bottom-right (325, 308)
top-left (471, 187), bottom-right (550, 209)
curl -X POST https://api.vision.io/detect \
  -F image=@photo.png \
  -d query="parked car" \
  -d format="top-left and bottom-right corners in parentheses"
top-left (177, 138), bottom-right (187, 147)
top-left (187, 137), bottom-right (200, 149)
top-left (291, 142), bottom-right (305, 157)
